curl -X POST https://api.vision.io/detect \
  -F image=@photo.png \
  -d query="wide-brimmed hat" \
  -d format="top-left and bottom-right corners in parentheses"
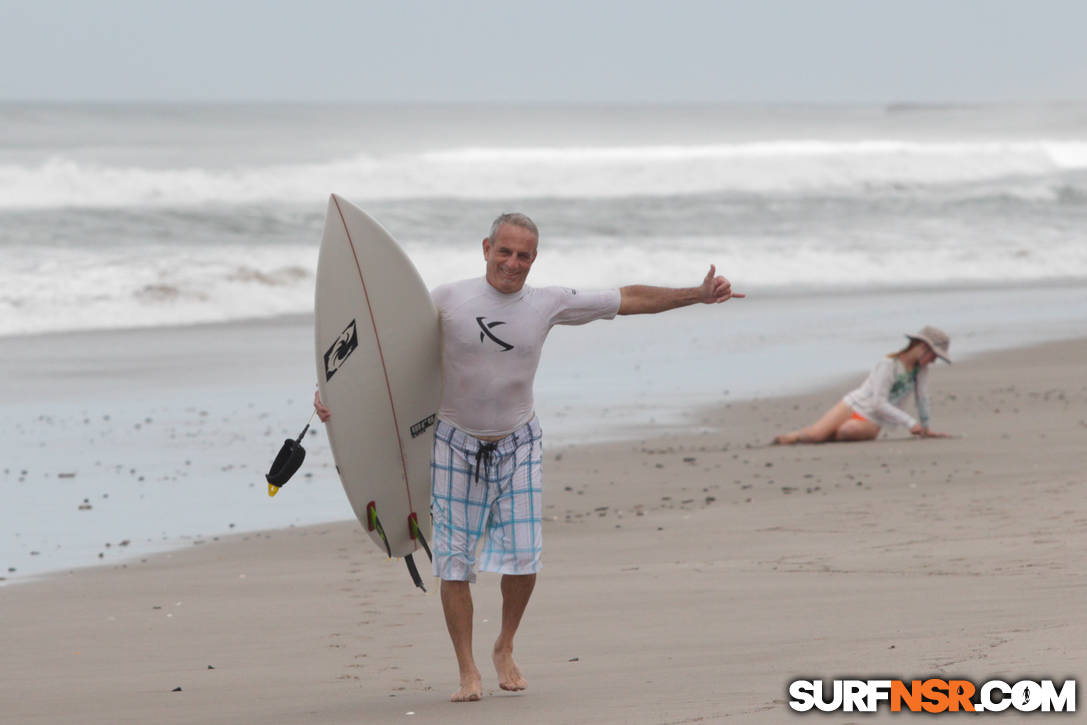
top-left (907, 325), bottom-right (951, 363)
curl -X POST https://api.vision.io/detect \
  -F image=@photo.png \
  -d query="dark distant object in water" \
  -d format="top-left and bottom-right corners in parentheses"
top-left (135, 283), bottom-right (182, 302)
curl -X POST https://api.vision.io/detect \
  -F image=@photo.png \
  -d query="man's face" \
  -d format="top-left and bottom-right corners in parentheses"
top-left (483, 223), bottom-right (538, 294)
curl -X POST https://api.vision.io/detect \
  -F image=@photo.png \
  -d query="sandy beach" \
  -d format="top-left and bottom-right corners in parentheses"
top-left (2, 335), bottom-right (1084, 724)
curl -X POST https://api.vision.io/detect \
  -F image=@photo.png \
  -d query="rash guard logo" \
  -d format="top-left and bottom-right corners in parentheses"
top-left (476, 316), bottom-right (514, 351)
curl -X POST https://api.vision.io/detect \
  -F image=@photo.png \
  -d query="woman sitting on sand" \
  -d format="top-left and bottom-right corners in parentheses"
top-left (773, 326), bottom-right (953, 444)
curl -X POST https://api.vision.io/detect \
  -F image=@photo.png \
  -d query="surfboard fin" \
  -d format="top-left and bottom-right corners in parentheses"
top-left (408, 513), bottom-right (433, 563)
top-left (405, 554), bottom-right (426, 592)
top-left (366, 501), bottom-right (392, 558)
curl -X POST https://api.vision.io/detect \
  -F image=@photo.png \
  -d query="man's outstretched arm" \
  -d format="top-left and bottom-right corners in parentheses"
top-left (618, 264), bottom-right (744, 315)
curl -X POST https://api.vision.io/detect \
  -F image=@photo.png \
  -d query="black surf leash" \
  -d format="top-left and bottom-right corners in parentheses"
top-left (265, 411), bottom-right (316, 497)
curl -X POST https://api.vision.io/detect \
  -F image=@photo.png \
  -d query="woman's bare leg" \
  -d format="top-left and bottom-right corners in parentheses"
top-left (774, 401), bottom-right (854, 444)
top-left (832, 418), bottom-right (881, 441)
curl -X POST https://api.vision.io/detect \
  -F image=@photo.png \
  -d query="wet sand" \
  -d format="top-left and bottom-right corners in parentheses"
top-left (2, 338), bottom-right (1085, 724)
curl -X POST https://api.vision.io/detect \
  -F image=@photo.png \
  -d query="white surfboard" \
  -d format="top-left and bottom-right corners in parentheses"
top-left (314, 195), bottom-right (439, 572)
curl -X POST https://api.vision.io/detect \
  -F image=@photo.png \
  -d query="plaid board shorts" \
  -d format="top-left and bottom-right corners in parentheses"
top-left (430, 418), bottom-right (543, 582)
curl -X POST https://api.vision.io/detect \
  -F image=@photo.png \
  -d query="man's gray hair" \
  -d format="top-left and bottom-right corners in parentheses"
top-left (488, 212), bottom-right (538, 243)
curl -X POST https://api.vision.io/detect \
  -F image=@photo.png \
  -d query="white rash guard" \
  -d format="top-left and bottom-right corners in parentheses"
top-left (842, 357), bottom-right (932, 429)
top-left (431, 276), bottom-right (621, 437)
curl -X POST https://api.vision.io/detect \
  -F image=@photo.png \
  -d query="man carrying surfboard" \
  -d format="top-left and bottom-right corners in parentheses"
top-left (316, 212), bottom-right (742, 702)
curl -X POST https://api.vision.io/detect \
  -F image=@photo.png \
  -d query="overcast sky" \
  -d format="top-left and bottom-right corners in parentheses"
top-left (2, 0), bottom-right (1085, 104)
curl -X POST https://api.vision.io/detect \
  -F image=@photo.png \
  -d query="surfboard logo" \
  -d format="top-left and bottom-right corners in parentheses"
top-left (476, 316), bottom-right (514, 351)
top-left (409, 414), bottom-right (437, 438)
top-left (324, 319), bottom-right (359, 381)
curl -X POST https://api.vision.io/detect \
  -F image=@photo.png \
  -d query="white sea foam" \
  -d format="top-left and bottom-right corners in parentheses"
top-left (3, 233), bottom-right (1085, 338)
top-left (1, 244), bottom-right (319, 337)
top-left (2, 140), bottom-right (1086, 209)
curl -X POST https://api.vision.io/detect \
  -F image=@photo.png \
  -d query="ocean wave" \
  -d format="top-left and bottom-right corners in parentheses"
top-left (2, 140), bottom-right (1086, 209)
top-left (0, 244), bottom-right (320, 337)
top-left (420, 139), bottom-right (1087, 165)
top-left (3, 234), bottom-right (1085, 338)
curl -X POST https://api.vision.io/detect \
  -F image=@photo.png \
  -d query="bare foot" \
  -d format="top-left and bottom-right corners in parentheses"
top-left (493, 648), bottom-right (527, 691)
top-left (450, 670), bottom-right (482, 702)
top-left (772, 433), bottom-right (798, 445)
